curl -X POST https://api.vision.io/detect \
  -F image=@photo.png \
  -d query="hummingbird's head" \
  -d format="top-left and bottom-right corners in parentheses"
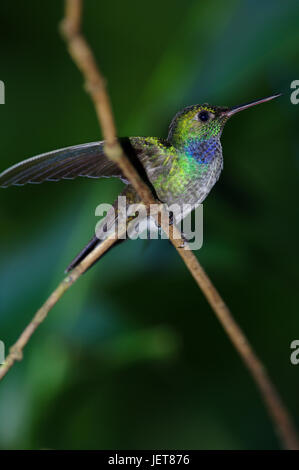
top-left (168, 94), bottom-right (281, 149)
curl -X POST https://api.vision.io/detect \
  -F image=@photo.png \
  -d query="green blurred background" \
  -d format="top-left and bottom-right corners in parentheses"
top-left (0, 0), bottom-right (298, 450)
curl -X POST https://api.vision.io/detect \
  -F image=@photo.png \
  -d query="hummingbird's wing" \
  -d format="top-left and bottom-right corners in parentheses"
top-left (0, 142), bottom-right (125, 187)
top-left (0, 137), bottom-right (173, 192)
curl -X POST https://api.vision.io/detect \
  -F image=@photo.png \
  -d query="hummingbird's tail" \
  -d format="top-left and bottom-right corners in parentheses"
top-left (65, 235), bottom-right (99, 273)
top-left (65, 185), bottom-right (139, 273)
top-left (65, 235), bottom-right (125, 273)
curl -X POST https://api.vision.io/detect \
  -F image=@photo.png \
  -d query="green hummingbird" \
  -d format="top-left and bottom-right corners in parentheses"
top-left (0, 94), bottom-right (281, 272)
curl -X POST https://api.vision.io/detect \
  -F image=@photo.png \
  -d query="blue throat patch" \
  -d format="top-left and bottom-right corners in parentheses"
top-left (184, 138), bottom-right (219, 164)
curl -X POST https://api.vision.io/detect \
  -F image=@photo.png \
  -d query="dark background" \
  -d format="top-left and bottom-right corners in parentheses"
top-left (0, 0), bottom-right (298, 450)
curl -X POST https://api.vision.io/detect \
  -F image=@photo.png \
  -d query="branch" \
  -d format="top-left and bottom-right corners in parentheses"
top-left (0, 224), bottom-right (127, 379)
top-left (1, 0), bottom-right (298, 450)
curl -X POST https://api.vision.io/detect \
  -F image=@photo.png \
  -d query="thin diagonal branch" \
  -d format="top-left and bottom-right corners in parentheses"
top-left (0, 0), bottom-right (298, 450)
top-left (0, 223), bottom-right (127, 379)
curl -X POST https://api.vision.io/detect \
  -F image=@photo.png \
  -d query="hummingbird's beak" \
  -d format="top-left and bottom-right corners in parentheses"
top-left (224, 93), bottom-right (282, 117)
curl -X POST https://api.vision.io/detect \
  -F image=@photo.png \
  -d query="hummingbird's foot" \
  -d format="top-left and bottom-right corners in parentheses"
top-left (178, 232), bottom-right (191, 248)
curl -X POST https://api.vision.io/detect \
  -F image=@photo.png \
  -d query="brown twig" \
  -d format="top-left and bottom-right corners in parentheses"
top-left (0, 0), bottom-right (298, 450)
top-left (0, 223), bottom-right (127, 380)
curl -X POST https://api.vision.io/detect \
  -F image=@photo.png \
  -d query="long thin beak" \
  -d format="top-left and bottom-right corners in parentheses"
top-left (224, 93), bottom-right (282, 117)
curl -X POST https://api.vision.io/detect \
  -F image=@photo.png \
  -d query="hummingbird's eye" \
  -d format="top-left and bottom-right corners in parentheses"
top-left (197, 110), bottom-right (210, 122)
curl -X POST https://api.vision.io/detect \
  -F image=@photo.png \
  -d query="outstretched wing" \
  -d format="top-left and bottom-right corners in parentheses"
top-left (0, 141), bottom-right (125, 188)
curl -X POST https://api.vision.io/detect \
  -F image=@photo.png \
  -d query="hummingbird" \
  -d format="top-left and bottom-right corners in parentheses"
top-left (0, 94), bottom-right (281, 272)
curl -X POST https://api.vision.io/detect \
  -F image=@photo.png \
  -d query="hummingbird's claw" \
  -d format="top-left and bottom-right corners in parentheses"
top-left (178, 232), bottom-right (190, 248)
